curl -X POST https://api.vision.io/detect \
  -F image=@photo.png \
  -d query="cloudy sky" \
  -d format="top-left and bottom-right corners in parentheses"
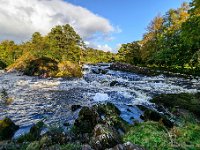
top-left (0, 0), bottom-right (190, 52)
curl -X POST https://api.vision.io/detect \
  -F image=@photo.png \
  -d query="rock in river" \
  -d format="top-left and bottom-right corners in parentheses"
top-left (0, 117), bottom-right (19, 140)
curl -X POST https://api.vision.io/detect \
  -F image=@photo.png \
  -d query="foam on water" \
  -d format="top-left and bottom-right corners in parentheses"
top-left (93, 93), bottom-right (109, 102)
top-left (0, 64), bottom-right (200, 136)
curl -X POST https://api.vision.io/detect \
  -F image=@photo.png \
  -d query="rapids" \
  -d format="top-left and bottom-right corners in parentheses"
top-left (0, 63), bottom-right (199, 137)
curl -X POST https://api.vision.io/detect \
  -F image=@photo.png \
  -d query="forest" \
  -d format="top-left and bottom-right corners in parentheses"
top-left (117, 0), bottom-right (200, 75)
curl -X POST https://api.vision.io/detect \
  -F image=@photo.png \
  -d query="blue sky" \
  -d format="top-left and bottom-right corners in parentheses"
top-left (66, 0), bottom-right (191, 52)
top-left (0, 0), bottom-right (191, 52)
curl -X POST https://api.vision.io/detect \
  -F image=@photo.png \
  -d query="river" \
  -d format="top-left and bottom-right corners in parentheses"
top-left (0, 63), bottom-right (199, 137)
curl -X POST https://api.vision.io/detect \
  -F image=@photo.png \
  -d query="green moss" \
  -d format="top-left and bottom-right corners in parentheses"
top-left (60, 143), bottom-right (82, 150)
top-left (0, 117), bottom-right (19, 140)
top-left (26, 141), bottom-right (40, 150)
top-left (151, 93), bottom-right (200, 116)
top-left (123, 121), bottom-right (171, 150)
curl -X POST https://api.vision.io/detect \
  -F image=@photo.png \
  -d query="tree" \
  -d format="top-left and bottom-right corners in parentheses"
top-left (47, 24), bottom-right (83, 62)
top-left (118, 42), bottom-right (142, 65)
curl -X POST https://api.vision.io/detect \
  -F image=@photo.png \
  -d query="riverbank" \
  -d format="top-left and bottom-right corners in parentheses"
top-left (110, 62), bottom-right (200, 79)
top-left (1, 92), bottom-right (200, 149)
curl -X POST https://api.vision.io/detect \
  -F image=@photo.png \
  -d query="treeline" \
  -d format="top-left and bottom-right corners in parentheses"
top-left (0, 24), bottom-right (115, 70)
top-left (117, 0), bottom-right (200, 73)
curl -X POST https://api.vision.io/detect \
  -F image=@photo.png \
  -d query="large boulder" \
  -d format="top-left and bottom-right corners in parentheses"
top-left (91, 124), bottom-right (121, 150)
top-left (0, 117), bottom-right (19, 140)
top-left (94, 103), bottom-right (129, 133)
top-left (106, 142), bottom-right (145, 150)
top-left (7, 53), bottom-right (82, 78)
top-left (74, 107), bottom-right (99, 133)
top-left (137, 105), bottom-right (173, 128)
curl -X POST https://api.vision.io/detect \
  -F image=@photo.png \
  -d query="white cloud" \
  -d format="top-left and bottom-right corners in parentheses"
top-left (97, 44), bottom-right (113, 52)
top-left (0, 0), bottom-right (115, 42)
top-left (85, 41), bottom-right (113, 52)
top-left (85, 41), bottom-right (121, 53)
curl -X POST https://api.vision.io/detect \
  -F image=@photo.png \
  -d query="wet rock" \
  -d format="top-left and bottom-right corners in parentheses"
top-left (91, 124), bottom-right (121, 150)
top-left (101, 69), bottom-right (108, 74)
top-left (74, 107), bottom-right (99, 133)
top-left (92, 68), bottom-right (100, 74)
top-left (0, 117), bottom-right (19, 140)
top-left (107, 142), bottom-right (145, 150)
top-left (45, 130), bottom-right (69, 145)
top-left (138, 105), bottom-right (173, 128)
top-left (95, 103), bottom-right (129, 132)
top-left (30, 121), bottom-right (44, 139)
top-left (110, 81), bottom-right (120, 87)
top-left (82, 144), bottom-right (94, 150)
top-left (71, 105), bottom-right (82, 112)
top-left (92, 68), bottom-right (108, 75)
top-left (151, 93), bottom-right (200, 116)
top-left (123, 142), bottom-right (145, 150)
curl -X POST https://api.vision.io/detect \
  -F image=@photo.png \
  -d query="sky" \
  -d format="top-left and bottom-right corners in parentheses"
top-left (0, 0), bottom-right (191, 53)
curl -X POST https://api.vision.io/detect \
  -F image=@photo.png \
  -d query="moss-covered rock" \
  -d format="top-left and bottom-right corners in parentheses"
top-left (109, 142), bottom-right (145, 150)
top-left (23, 57), bottom-right (58, 77)
top-left (151, 93), bottom-right (200, 116)
top-left (56, 61), bottom-right (82, 78)
top-left (7, 53), bottom-right (83, 78)
top-left (0, 117), bottom-right (19, 140)
top-left (91, 124), bottom-right (121, 150)
top-left (74, 107), bottom-right (99, 134)
top-left (138, 105), bottom-right (174, 128)
top-left (60, 143), bottom-right (82, 150)
top-left (94, 103), bottom-right (130, 132)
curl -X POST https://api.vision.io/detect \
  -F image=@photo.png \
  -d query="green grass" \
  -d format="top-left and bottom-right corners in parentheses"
top-left (123, 120), bottom-right (200, 150)
top-left (123, 121), bottom-right (172, 150)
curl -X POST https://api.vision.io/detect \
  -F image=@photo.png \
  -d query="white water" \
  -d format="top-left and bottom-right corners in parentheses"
top-left (0, 64), bottom-right (199, 136)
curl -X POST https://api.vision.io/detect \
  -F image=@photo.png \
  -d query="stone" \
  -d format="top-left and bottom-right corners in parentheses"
top-left (0, 117), bottom-right (19, 140)
top-left (110, 81), bottom-right (120, 87)
top-left (106, 142), bottom-right (145, 150)
top-left (82, 144), bottom-right (94, 150)
top-left (74, 107), bottom-right (99, 133)
top-left (91, 124), bottom-right (121, 150)
top-left (138, 105), bottom-right (173, 128)
top-left (92, 68), bottom-right (100, 74)
top-left (71, 105), bottom-right (82, 112)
